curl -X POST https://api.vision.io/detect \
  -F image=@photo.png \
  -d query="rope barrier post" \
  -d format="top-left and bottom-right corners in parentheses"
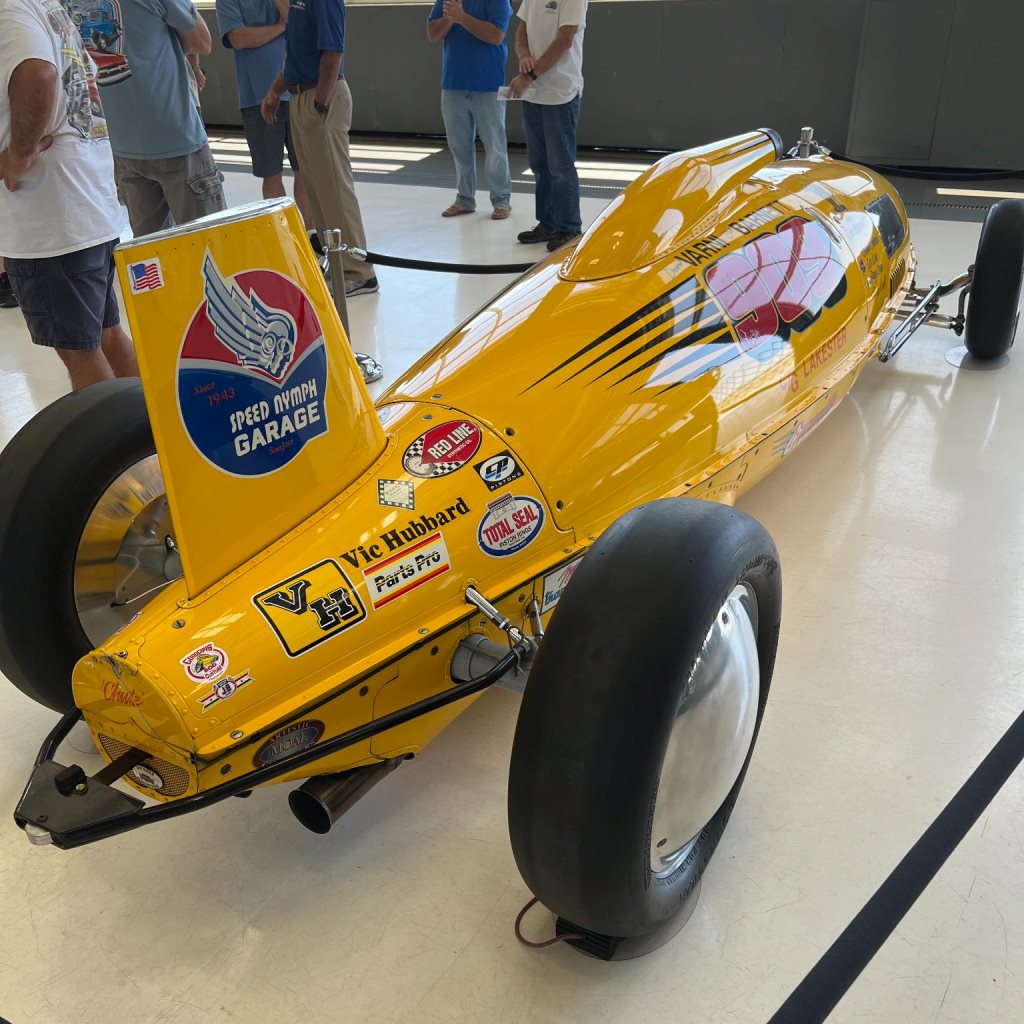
top-left (323, 228), bottom-right (383, 385)
top-left (323, 228), bottom-right (350, 337)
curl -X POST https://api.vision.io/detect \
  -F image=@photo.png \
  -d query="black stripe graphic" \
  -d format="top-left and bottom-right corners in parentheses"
top-left (559, 287), bottom-right (708, 387)
top-left (522, 273), bottom-right (695, 393)
top-left (612, 316), bottom-right (731, 388)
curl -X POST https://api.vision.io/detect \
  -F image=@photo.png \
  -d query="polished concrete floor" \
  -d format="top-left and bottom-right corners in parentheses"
top-left (1, 144), bottom-right (1023, 1024)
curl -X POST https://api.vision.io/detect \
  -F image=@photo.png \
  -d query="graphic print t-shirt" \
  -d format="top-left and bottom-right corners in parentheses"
top-left (0, 0), bottom-right (123, 258)
top-left (77, 0), bottom-right (208, 159)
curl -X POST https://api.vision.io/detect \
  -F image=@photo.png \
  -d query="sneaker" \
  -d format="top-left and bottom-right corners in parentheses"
top-left (517, 224), bottom-right (557, 244)
top-left (0, 272), bottom-right (17, 309)
top-left (345, 275), bottom-right (379, 297)
top-left (546, 232), bottom-right (582, 252)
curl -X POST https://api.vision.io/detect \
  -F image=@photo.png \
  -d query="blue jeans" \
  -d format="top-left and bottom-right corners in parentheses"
top-left (440, 90), bottom-right (511, 211)
top-left (521, 95), bottom-right (581, 234)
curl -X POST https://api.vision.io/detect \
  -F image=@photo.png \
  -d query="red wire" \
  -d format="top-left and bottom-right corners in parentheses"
top-left (514, 896), bottom-right (586, 948)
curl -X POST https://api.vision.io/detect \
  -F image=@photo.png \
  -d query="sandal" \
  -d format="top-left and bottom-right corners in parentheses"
top-left (442, 205), bottom-right (473, 218)
top-left (491, 207), bottom-right (511, 221)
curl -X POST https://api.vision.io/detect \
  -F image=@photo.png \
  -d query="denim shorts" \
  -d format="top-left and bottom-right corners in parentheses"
top-left (4, 239), bottom-right (120, 350)
top-left (241, 101), bottom-right (298, 179)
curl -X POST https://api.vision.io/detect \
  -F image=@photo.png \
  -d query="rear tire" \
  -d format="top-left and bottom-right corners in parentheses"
top-left (0, 380), bottom-right (161, 712)
top-left (508, 498), bottom-right (781, 939)
top-left (963, 199), bottom-right (1024, 361)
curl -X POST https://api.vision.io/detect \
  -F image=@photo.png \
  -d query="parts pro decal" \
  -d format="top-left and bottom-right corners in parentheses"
top-left (363, 532), bottom-right (451, 609)
top-left (253, 559), bottom-right (367, 657)
top-left (478, 495), bottom-right (544, 557)
top-left (402, 420), bottom-right (481, 478)
top-left (177, 254), bottom-right (328, 477)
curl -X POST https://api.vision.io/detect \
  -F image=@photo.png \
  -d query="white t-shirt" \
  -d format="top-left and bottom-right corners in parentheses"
top-left (0, 0), bottom-right (124, 258)
top-left (518, 0), bottom-right (586, 105)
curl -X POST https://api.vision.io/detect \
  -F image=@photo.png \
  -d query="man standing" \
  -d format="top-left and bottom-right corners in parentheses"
top-left (509, 0), bottom-right (586, 252)
top-left (82, 0), bottom-right (227, 236)
top-left (261, 0), bottom-right (378, 296)
top-left (427, 0), bottom-right (512, 221)
top-left (215, 0), bottom-right (313, 226)
top-left (0, 0), bottom-right (137, 389)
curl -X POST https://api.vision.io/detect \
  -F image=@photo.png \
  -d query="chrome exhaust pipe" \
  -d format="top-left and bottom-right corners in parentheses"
top-left (288, 759), bottom-right (400, 834)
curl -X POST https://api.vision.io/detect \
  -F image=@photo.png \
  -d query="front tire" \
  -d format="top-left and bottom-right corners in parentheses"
top-left (0, 380), bottom-right (172, 712)
top-left (963, 199), bottom-right (1024, 361)
top-left (508, 498), bottom-right (781, 939)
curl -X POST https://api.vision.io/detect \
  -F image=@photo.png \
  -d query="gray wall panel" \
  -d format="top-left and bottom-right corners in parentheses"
top-left (196, 0), bottom-right (1023, 168)
top-left (930, 0), bottom-right (1024, 168)
top-left (775, 0), bottom-right (865, 150)
top-left (655, 0), bottom-right (786, 149)
top-left (846, 0), bottom-right (956, 162)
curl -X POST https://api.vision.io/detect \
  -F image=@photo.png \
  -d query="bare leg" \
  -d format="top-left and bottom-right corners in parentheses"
top-left (100, 324), bottom-right (138, 377)
top-left (293, 171), bottom-right (315, 230)
top-left (262, 173), bottom-right (286, 200)
top-left (56, 347), bottom-right (115, 390)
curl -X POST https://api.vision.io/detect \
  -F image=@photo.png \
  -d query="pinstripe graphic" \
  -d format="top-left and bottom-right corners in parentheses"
top-left (610, 313), bottom-right (730, 388)
top-left (522, 275), bottom-right (698, 393)
top-left (588, 296), bottom-right (716, 384)
top-left (560, 286), bottom-right (712, 386)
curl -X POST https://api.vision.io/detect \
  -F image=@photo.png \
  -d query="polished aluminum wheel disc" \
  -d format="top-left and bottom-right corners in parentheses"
top-left (649, 583), bottom-right (760, 878)
top-left (73, 455), bottom-right (180, 646)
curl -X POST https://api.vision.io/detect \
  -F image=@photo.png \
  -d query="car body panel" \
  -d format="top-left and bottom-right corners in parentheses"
top-left (77, 132), bottom-right (912, 803)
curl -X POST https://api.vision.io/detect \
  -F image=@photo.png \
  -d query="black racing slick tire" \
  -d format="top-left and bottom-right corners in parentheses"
top-left (963, 199), bottom-right (1024, 361)
top-left (0, 380), bottom-right (161, 712)
top-left (508, 498), bottom-right (782, 939)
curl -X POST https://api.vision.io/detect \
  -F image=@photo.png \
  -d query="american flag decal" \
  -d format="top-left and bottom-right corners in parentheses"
top-left (128, 259), bottom-right (164, 294)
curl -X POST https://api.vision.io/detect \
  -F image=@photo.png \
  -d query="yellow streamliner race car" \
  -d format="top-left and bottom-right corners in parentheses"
top-left (2, 128), bottom-right (1023, 957)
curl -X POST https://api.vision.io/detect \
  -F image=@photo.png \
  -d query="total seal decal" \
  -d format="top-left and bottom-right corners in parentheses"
top-left (540, 556), bottom-right (584, 613)
top-left (402, 420), bottom-right (481, 478)
top-left (177, 253), bottom-right (328, 477)
top-left (180, 642), bottom-right (228, 684)
top-left (363, 532), bottom-right (452, 610)
top-left (253, 720), bottom-right (325, 768)
top-left (478, 494), bottom-right (545, 557)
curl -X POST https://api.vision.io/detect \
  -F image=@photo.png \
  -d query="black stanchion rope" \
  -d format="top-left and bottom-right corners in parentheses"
top-left (767, 702), bottom-right (1024, 1024)
top-left (363, 250), bottom-right (536, 275)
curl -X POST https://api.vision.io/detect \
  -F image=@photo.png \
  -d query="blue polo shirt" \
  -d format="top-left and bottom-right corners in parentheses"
top-left (216, 0), bottom-right (287, 109)
top-left (284, 0), bottom-right (345, 86)
top-left (428, 0), bottom-right (510, 92)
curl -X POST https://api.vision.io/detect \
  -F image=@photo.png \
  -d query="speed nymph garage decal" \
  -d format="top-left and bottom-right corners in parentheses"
top-left (177, 254), bottom-right (328, 476)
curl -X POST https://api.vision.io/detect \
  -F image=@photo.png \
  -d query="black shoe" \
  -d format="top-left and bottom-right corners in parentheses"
top-left (0, 272), bottom-right (17, 309)
top-left (345, 275), bottom-right (379, 297)
top-left (546, 232), bottom-right (582, 252)
top-left (517, 224), bottom-right (557, 244)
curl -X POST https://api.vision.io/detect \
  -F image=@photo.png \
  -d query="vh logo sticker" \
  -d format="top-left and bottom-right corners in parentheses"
top-left (253, 559), bottom-right (367, 657)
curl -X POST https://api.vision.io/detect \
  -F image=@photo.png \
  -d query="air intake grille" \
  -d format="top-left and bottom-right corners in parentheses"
top-left (99, 734), bottom-right (191, 798)
top-left (890, 256), bottom-right (907, 299)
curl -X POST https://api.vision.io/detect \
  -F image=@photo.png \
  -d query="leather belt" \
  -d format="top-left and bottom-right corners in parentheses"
top-left (288, 82), bottom-right (318, 93)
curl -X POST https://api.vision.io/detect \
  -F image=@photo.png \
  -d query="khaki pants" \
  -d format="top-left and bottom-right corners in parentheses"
top-left (114, 144), bottom-right (226, 238)
top-left (289, 81), bottom-right (373, 283)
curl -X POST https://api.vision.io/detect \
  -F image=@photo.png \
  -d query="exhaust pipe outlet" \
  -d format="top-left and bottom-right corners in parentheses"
top-left (288, 758), bottom-right (401, 834)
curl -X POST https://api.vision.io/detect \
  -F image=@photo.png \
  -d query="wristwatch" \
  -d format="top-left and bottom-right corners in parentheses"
top-left (527, 69), bottom-right (538, 80)
top-left (314, 99), bottom-right (330, 115)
